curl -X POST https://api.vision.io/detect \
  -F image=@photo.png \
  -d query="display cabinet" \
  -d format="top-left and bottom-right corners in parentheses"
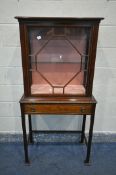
top-left (16, 17), bottom-right (103, 164)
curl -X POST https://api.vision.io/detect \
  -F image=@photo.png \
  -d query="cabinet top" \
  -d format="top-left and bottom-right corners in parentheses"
top-left (15, 16), bottom-right (104, 23)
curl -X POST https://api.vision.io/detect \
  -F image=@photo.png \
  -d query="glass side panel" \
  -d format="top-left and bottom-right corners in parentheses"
top-left (28, 26), bottom-right (90, 95)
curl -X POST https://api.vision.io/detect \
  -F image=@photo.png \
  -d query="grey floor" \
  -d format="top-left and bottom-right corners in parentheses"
top-left (0, 133), bottom-right (116, 175)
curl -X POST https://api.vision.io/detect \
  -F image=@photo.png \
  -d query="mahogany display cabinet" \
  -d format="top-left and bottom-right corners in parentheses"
top-left (15, 16), bottom-right (103, 164)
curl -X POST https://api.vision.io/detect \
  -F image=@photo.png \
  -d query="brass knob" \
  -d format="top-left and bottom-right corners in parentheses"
top-left (80, 107), bottom-right (85, 113)
top-left (31, 108), bottom-right (36, 112)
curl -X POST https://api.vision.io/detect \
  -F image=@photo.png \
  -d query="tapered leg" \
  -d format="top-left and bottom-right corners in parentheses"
top-left (84, 113), bottom-right (95, 164)
top-left (28, 115), bottom-right (33, 144)
top-left (80, 115), bottom-right (86, 143)
top-left (21, 114), bottom-right (29, 163)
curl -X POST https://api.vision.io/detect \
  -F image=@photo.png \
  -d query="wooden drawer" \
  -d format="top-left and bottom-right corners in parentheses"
top-left (23, 103), bottom-right (92, 115)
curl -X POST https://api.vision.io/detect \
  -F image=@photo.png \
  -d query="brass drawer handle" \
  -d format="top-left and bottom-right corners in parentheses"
top-left (80, 107), bottom-right (86, 113)
top-left (31, 108), bottom-right (36, 112)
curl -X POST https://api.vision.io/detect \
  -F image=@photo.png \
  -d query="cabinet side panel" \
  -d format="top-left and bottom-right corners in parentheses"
top-left (86, 24), bottom-right (99, 96)
top-left (19, 23), bottom-right (30, 96)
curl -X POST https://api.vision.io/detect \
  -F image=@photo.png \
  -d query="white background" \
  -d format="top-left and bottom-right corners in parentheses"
top-left (0, 0), bottom-right (116, 133)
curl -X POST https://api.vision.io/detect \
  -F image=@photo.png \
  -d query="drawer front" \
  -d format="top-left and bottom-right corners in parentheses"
top-left (23, 104), bottom-right (92, 115)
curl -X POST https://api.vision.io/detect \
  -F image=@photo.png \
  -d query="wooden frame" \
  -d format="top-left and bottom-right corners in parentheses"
top-left (20, 95), bottom-right (96, 164)
top-left (16, 17), bottom-right (103, 164)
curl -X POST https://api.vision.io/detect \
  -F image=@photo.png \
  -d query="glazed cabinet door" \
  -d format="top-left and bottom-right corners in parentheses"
top-left (27, 25), bottom-right (91, 96)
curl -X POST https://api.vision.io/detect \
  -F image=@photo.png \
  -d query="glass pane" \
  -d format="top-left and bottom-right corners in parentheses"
top-left (28, 26), bottom-right (90, 95)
